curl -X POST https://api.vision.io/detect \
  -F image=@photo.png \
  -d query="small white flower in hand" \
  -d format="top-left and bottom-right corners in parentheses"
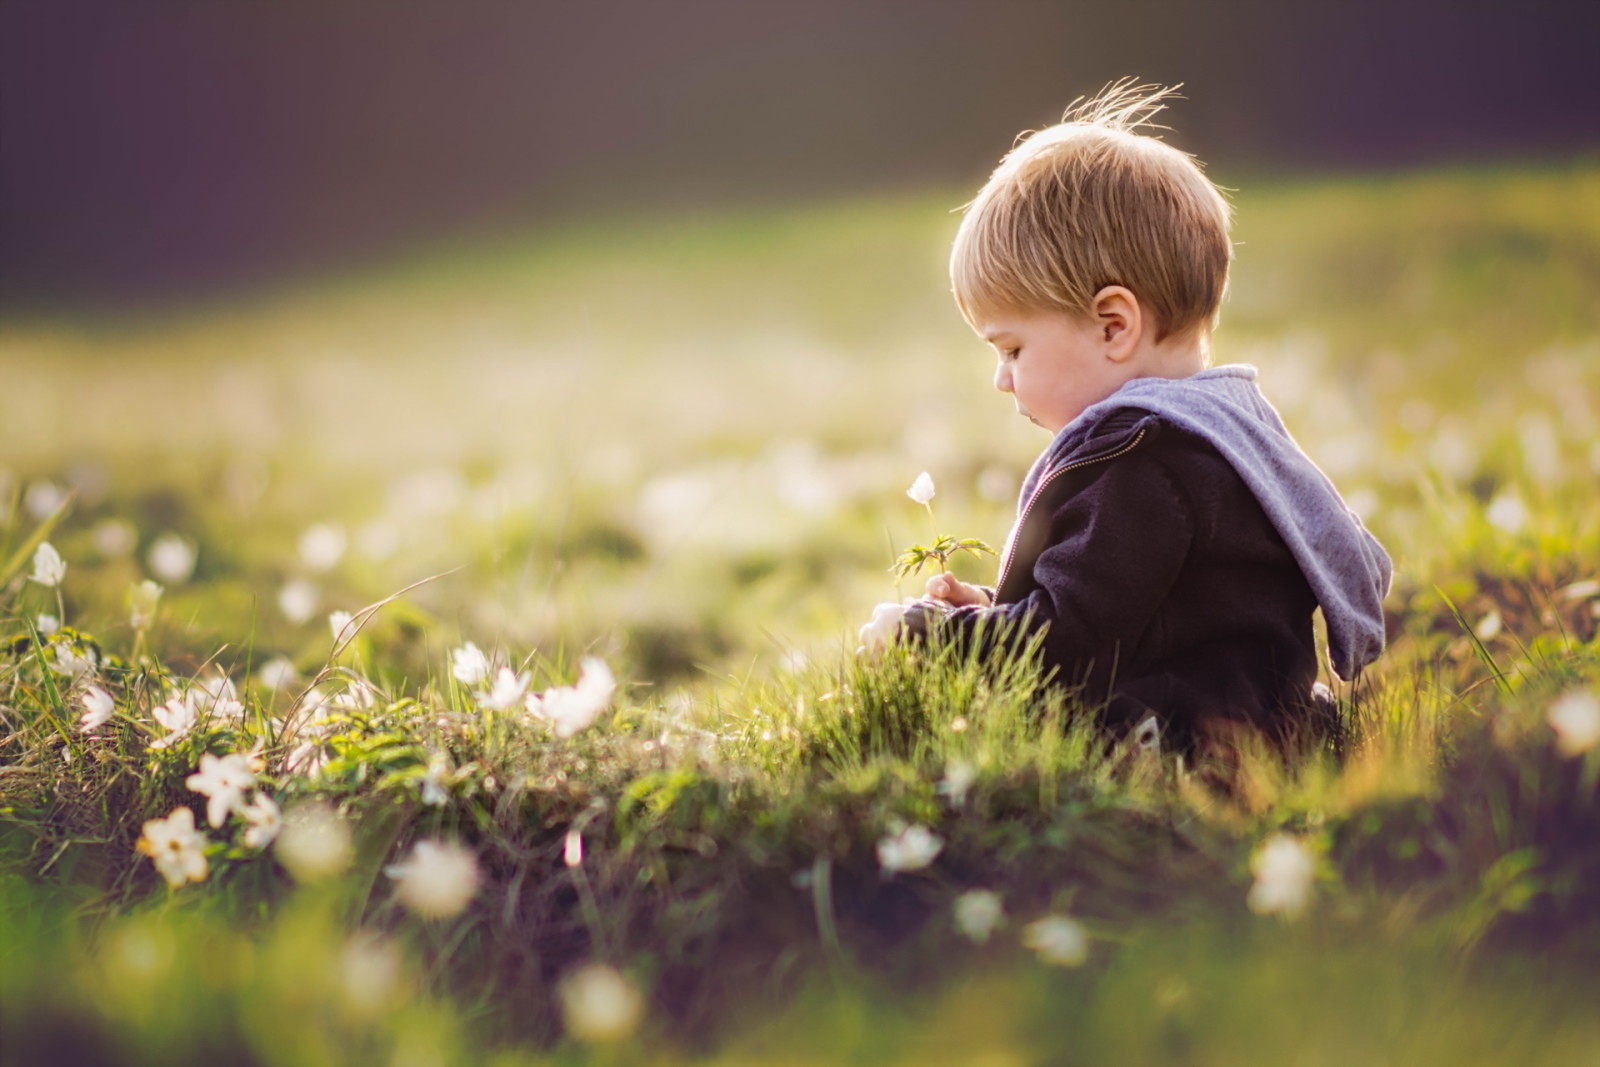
top-left (906, 471), bottom-right (936, 505)
top-left (30, 542), bottom-right (66, 587)
top-left (857, 601), bottom-right (907, 651)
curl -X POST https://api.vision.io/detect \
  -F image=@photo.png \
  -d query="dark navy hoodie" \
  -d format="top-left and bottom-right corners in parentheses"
top-left (906, 365), bottom-right (1392, 745)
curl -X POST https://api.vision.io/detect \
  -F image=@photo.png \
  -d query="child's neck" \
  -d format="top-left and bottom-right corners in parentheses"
top-left (1134, 328), bottom-right (1210, 381)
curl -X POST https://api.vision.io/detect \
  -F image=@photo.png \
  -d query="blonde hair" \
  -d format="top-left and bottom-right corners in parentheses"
top-left (951, 80), bottom-right (1232, 342)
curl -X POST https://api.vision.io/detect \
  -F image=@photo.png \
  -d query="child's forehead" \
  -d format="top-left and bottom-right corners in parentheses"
top-left (971, 305), bottom-right (1081, 339)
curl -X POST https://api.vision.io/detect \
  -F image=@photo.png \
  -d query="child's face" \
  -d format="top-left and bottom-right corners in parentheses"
top-left (974, 307), bottom-right (1136, 434)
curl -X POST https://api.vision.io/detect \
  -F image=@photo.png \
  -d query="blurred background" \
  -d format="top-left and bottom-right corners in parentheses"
top-left (2, 0), bottom-right (1597, 695)
top-left (3, 0), bottom-right (1597, 309)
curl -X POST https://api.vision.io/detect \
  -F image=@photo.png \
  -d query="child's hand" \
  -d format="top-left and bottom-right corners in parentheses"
top-left (925, 573), bottom-right (990, 608)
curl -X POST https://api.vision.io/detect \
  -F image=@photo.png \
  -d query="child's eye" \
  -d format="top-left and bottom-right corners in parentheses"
top-left (1002, 348), bottom-right (1020, 361)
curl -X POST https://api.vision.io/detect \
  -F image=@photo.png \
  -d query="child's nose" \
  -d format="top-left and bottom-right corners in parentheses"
top-left (993, 361), bottom-right (1013, 393)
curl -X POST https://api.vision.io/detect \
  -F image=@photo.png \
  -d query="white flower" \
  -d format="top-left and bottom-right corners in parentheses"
top-left (147, 533), bottom-right (197, 584)
top-left (857, 601), bottom-right (906, 651)
top-left (50, 643), bottom-right (99, 680)
top-left (476, 667), bottom-right (530, 712)
top-left (339, 934), bottom-right (404, 1019)
top-left (1474, 609), bottom-right (1503, 641)
top-left (129, 579), bottom-right (164, 629)
top-left (29, 542), bottom-right (66, 587)
top-left (876, 821), bottom-right (943, 875)
top-left (79, 685), bottom-right (116, 733)
top-left (450, 641), bottom-right (491, 687)
top-left (298, 522), bottom-right (347, 572)
top-left (357, 519), bottom-right (400, 563)
top-left (1559, 578), bottom-right (1600, 603)
top-left (240, 792), bottom-right (282, 849)
top-left (1247, 833), bottom-right (1317, 919)
top-left (278, 579), bottom-right (319, 625)
top-left (1548, 689), bottom-right (1600, 757)
top-left (257, 656), bottom-right (298, 691)
top-left (149, 692), bottom-right (199, 749)
top-left (526, 657), bottom-right (616, 738)
top-left (23, 480), bottom-right (66, 520)
top-left (36, 614), bottom-right (59, 636)
top-left (420, 754), bottom-right (450, 806)
top-left (1485, 493), bottom-right (1527, 535)
top-left (559, 964), bottom-right (644, 1044)
top-left (953, 890), bottom-right (1005, 944)
top-left (1022, 915), bottom-right (1090, 966)
top-left (193, 672), bottom-right (244, 720)
top-left (937, 758), bottom-right (977, 807)
top-left (136, 806), bottom-right (209, 888)
top-left (276, 802), bottom-right (353, 882)
top-left (186, 753), bottom-right (257, 828)
top-left (906, 471), bottom-right (936, 505)
top-left (93, 517), bottom-right (137, 558)
top-left (328, 610), bottom-right (355, 644)
top-left (385, 839), bottom-right (481, 919)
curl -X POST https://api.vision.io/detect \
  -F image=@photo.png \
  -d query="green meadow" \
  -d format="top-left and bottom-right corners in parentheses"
top-left (2, 160), bottom-right (1598, 1065)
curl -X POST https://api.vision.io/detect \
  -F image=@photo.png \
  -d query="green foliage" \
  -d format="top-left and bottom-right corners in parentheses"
top-left (891, 535), bottom-right (996, 580)
top-left (1, 160), bottom-right (1599, 1062)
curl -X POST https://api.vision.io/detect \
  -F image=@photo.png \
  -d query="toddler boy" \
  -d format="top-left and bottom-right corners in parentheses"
top-left (903, 82), bottom-right (1392, 753)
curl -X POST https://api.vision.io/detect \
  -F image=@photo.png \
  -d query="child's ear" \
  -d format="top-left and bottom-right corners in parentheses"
top-left (1091, 286), bottom-right (1141, 361)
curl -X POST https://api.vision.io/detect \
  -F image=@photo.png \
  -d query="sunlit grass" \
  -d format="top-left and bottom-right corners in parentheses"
top-left (1, 159), bottom-right (1598, 1063)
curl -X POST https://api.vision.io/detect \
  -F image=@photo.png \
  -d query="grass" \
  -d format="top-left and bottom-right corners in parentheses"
top-left (1, 157), bottom-right (1598, 1064)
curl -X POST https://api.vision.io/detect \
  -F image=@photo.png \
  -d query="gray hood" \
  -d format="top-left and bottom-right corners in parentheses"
top-left (1026, 364), bottom-right (1392, 680)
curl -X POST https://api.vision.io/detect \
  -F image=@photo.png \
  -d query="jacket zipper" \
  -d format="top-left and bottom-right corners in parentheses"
top-left (994, 427), bottom-right (1149, 594)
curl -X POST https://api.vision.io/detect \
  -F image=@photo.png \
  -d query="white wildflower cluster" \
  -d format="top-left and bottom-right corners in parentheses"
top-left (147, 673), bottom-right (245, 750)
top-left (527, 657), bottom-right (617, 739)
top-left (185, 751), bottom-right (280, 846)
top-left (137, 740), bottom-right (287, 887)
top-left (279, 680), bottom-right (378, 777)
top-left (945, 887), bottom-right (1089, 965)
top-left (449, 644), bottom-right (619, 740)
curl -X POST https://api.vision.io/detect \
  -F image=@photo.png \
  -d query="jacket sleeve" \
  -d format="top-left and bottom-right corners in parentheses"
top-left (907, 446), bottom-right (1196, 681)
